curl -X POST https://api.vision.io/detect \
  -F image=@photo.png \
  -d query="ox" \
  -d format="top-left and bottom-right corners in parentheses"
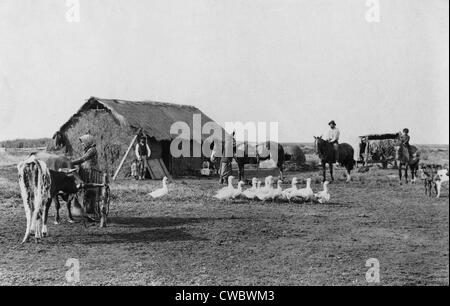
top-left (29, 152), bottom-right (82, 224)
top-left (17, 152), bottom-right (85, 243)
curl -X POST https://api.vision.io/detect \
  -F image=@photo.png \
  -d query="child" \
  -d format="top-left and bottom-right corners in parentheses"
top-left (200, 159), bottom-right (211, 176)
top-left (131, 159), bottom-right (138, 180)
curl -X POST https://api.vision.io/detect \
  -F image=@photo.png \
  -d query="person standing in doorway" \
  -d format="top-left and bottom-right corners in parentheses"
top-left (135, 136), bottom-right (151, 180)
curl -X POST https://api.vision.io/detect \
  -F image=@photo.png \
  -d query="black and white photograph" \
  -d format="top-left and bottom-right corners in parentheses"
top-left (0, 0), bottom-right (448, 292)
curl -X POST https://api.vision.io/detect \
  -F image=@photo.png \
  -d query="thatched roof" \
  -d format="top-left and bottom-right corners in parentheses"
top-left (58, 97), bottom-right (225, 141)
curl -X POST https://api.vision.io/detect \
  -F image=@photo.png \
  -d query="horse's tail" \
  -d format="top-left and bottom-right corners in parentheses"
top-left (340, 143), bottom-right (355, 170)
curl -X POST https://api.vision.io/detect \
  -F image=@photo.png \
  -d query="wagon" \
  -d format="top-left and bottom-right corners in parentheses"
top-left (358, 133), bottom-right (400, 168)
top-left (76, 168), bottom-right (110, 227)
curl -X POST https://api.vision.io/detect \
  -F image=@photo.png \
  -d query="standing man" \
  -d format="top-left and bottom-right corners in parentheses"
top-left (218, 132), bottom-right (235, 185)
top-left (325, 120), bottom-right (340, 163)
top-left (135, 136), bottom-right (151, 180)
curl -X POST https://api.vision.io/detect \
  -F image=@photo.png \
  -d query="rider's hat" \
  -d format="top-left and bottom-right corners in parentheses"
top-left (328, 120), bottom-right (336, 126)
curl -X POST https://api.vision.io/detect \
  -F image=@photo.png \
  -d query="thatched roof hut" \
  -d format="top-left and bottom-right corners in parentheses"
top-left (56, 97), bottom-right (225, 179)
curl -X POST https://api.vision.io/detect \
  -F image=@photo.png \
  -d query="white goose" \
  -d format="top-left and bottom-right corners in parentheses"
top-left (148, 176), bottom-right (169, 198)
top-left (256, 176), bottom-right (274, 201)
top-left (314, 181), bottom-right (331, 204)
top-left (271, 180), bottom-right (283, 201)
top-left (252, 180), bottom-right (264, 201)
top-left (255, 177), bottom-right (269, 196)
top-left (243, 178), bottom-right (258, 200)
top-left (214, 176), bottom-right (235, 200)
top-left (292, 178), bottom-right (314, 201)
top-left (232, 181), bottom-right (245, 199)
top-left (282, 177), bottom-right (298, 200)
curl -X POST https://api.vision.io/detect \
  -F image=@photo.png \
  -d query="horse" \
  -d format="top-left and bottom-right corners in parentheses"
top-left (394, 142), bottom-right (420, 184)
top-left (210, 141), bottom-right (286, 182)
top-left (314, 136), bottom-right (355, 183)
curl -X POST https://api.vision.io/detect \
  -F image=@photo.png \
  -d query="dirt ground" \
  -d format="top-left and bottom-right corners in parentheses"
top-left (0, 151), bottom-right (448, 286)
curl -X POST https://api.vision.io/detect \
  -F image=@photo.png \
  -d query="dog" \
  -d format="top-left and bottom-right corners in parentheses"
top-left (418, 164), bottom-right (436, 197)
top-left (434, 168), bottom-right (449, 198)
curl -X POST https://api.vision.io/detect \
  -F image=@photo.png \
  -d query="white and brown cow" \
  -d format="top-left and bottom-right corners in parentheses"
top-left (17, 153), bottom-right (85, 243)
top-left (17, 155), bottom-right (52, 242)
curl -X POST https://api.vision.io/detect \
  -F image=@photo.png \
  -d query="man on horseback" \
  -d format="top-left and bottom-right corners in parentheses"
top-left (399, 128), bottom-right (411, 157)
top-left (395, 128), bottom-right (420, 184)
top-left (324, 120), bottom-right (340, 164)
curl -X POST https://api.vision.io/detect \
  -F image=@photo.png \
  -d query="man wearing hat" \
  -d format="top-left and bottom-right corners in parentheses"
top-left (135, 136), bottom-right (151, 180)
top-left (325, 120), bottom-right (340, 163)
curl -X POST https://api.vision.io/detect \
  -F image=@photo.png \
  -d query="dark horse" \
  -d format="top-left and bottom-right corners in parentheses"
top-left (210, 141), bottom-right (286, 182)
top-left (394, 142), bottom-right (420, 184)
top-left (314, 136), bottom-right (355, 182)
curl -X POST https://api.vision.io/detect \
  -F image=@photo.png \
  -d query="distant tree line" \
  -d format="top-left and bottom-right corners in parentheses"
top-left (0, 138), bottom-right (52, 148)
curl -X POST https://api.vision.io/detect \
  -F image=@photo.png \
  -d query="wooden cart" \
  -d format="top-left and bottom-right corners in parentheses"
top-left (78, 168), bottom-right (110, 227)
top-left (358, 133), bottom-right (400, 168)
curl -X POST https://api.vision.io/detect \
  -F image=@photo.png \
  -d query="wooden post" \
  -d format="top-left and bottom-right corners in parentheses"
top-left (99, 173), bottom-right (109, 228)
top-left (113, 134), bottom-right (139, 181)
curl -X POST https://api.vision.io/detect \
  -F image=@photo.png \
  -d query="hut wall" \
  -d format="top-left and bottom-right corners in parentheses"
top-left (171, 157), bottom-right (203, 177)
top-left (170, 140), bottom-right (205, 177)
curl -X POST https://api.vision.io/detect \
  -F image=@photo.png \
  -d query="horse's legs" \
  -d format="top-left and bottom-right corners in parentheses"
top-left (346, 167), bottom-right (351, 183)
top-left (404, 165), bottom-right (409, 184)
top-left (238, 163), bottom-right (244, 182)
top-left (411, 165), bottom-right (417, 184)
top-left (329, 163), bottom-right (334, 182)
top-left (322, 161), bottom-right (327, 182)
top-left (398, 164), bottom-right (403, 184)
top-left (279, 167), bottom-right (284, 181)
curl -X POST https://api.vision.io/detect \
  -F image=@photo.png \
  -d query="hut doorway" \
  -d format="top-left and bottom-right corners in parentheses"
top-left (161, 141), bottom-right (172, 174)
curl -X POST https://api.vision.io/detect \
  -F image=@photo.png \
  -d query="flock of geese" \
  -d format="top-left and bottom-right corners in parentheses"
top-left (147, 175), bottom-right (331, 204)
top-left (214, 176), bottom-right (331, 204)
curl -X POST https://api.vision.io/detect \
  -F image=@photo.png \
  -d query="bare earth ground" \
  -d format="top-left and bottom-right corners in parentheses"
top-left (0, 149), bottom-right (448, 286)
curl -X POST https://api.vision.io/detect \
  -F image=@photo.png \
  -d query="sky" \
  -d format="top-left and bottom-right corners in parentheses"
top-left (0, 0), bottom-right (448, 145)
